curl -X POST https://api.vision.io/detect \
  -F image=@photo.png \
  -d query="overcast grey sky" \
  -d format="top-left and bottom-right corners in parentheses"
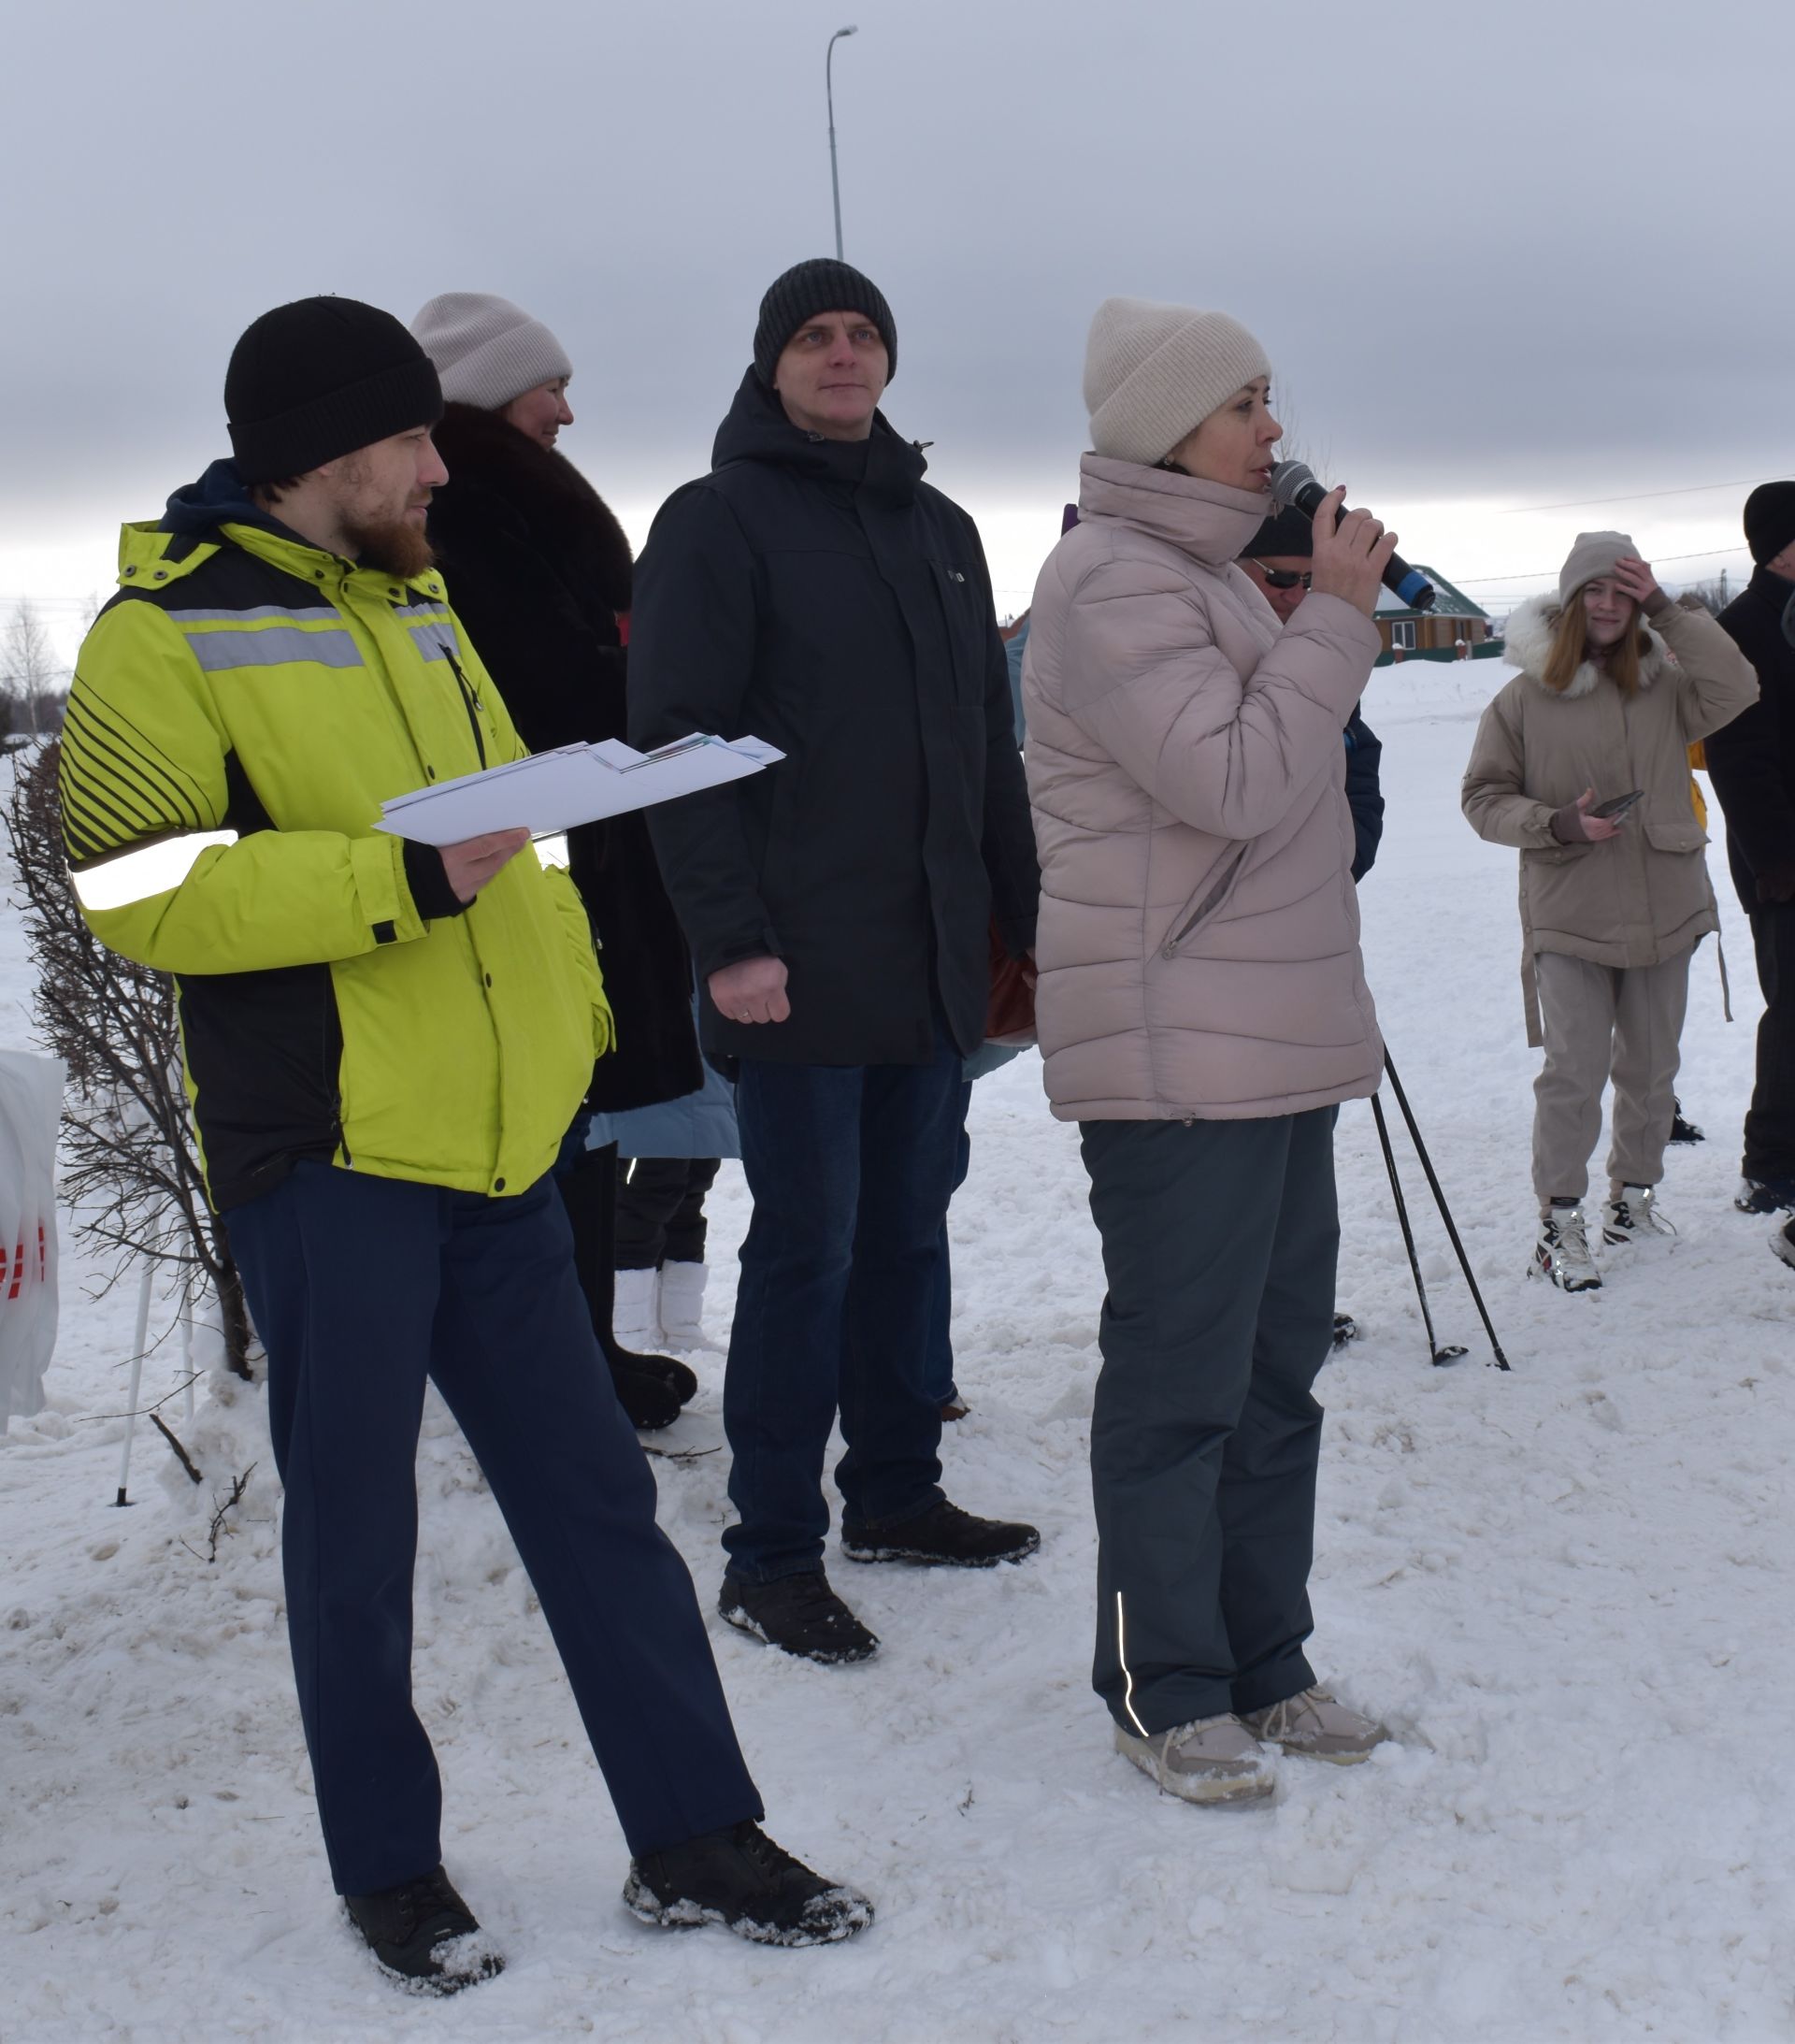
top-left (3, 0), bottom-right (1791, 649)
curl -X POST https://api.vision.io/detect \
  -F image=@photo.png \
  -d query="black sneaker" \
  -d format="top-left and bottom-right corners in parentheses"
top-left (1668, 1100), bottom-right (1704, 1144)
top-left (719, 1571), bottom-right (879, 1663)
top-left (1736, 1175), bottom-right (1795, 1216)
top-left (841, 1497), bottom-right (1041, 1568)
top-left (1331, 1312), bottom-right (1358, 1348)
top-left (342, 1865), bottom-right (503, 1994)
top-left (1773, 1218), bottom-right (1795, 1272)
top-left (624, 1819), bottom-right (873, 1947)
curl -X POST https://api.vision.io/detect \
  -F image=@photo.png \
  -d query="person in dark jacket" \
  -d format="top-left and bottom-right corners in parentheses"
top-left (411, 293), bottom-right (703, 1429)
top-left (1239, 508), bottom-right (1385, 880)
top-left (1708, 482), bottom-right (1795, 1259)
top-left (629, 259), bottom-right (1042, 1664)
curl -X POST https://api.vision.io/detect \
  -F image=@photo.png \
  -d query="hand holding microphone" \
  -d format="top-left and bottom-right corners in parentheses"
top-left (1271, 461), bottom-right (1436, 615)
top-left (1306, 485), bottom-right (1400, 620)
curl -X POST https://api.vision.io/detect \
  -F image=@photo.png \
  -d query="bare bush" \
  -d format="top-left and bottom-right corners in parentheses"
top-left (2, 740), bottom-right (252, 1375)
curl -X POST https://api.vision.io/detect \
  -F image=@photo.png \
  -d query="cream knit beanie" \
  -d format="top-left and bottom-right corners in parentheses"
top-left (1558, 530), bottom-right (1635, 604)
top-left (1084, 297), bottom-right (1271, 467)
top-left (409, 293), bottom-right (573, 411)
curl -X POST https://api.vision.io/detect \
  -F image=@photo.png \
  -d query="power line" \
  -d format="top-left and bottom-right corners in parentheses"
top-left (1451, 544), bottom-right (1751, 589)
top-left (1496, 472), bottom-right (1789, 515)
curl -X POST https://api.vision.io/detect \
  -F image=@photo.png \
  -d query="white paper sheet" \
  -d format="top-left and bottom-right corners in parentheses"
top-left (372, 734), bottom-right (784, 847)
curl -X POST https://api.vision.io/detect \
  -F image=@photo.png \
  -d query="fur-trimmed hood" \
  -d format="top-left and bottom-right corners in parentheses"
top-left (431, 401), bottom-right (633, 612)
top-left (1502, 592), bottom-right (1672, 699)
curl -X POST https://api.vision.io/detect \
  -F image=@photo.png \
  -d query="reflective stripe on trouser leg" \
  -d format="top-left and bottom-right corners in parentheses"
top-left (1116, 1592), bottom-right (1148, 1736)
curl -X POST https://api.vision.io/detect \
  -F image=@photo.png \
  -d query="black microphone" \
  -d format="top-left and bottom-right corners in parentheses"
top-left (1270, 460), bottom-right (1435, 612)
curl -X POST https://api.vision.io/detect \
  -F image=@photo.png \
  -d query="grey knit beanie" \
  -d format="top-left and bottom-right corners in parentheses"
top-left (1084, 297), bottom-right (1271, 467)
top-left (409, 293), bottom-right (573, 410)
top-left (1558, 530), bottom-right (1635, 604)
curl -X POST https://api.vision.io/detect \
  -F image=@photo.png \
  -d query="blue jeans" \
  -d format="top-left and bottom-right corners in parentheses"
top-left (923, 1084), bottom-right (976, 1406)
top-left (227, 1162), bottom-right (760, 1893)
top-left (724, 1023), bottom-right (962, 1582)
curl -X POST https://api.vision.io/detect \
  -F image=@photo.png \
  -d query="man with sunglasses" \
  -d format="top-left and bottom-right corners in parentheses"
top-left (1241, 508), bottom-right (1384, 1349)
top-left (1241, 508), bottom-right (1384, 882)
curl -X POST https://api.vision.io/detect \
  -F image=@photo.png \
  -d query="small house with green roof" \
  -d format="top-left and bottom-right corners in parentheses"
top-left (1373, 569), bottom-right (1497, 665)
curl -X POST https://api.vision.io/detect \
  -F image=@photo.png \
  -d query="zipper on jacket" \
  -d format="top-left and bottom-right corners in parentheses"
top-left (446, 649), bottom-right (488, 769)
top-left (1161, 846), bottom-right (1249, 958)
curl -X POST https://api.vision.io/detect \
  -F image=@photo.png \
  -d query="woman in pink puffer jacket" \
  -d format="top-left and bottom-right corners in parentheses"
top-left (1023, 297), bottom-right (1395, 1806)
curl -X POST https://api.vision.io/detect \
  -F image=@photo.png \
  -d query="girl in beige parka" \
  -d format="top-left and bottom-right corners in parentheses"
top-left (1461, 531), bottom-right (1757, 1289)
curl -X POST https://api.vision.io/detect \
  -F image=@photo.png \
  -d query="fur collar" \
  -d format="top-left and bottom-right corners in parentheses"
top-left (1503, 592), bottom-right (1672, 699)
top-left (432, 402), bottom-right (633, 612)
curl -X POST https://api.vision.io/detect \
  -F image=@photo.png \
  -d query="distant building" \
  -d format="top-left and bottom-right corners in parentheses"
top-left (1374, 569), bottom-right (1496, 665)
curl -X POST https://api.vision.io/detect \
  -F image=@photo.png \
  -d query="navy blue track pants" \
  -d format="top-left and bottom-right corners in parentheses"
top-left (227, 1161), bottom-right (761, 1895)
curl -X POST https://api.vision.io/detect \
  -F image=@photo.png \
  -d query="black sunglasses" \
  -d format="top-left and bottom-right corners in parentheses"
top-left (1250, 559), bottom-right (1312, 591)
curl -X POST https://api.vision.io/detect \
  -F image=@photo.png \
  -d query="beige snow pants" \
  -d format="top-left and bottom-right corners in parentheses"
top-left (1530, 947), bottom-right (1694, 1208)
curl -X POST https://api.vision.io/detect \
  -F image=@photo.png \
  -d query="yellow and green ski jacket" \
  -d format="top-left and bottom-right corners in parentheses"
top-left (60, 465), bottom-right (611, 1212)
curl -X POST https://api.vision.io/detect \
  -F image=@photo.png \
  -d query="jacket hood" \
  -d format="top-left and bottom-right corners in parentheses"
top-left (162, 457), bottom-right (293, 540)
top-left (711, 367), bottom-right (926, 507)
top-left (1077, 454), bottom-right (1271, 568)
top-left (1502, 592), bottom-right (1672, 698)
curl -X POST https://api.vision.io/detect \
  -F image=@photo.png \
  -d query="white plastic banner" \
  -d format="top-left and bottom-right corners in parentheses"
top-left (0, 1049), bottom-right (65, 1425)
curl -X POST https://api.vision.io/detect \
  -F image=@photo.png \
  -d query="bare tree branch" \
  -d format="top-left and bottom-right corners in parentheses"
top-left (3, 741), bottom-right (253, 1375)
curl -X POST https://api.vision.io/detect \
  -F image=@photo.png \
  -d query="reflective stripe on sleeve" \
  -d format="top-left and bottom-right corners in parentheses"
top-left (69, 830), bottom-right (239, 912)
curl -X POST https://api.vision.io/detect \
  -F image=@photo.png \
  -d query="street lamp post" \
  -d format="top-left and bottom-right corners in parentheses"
top-left (826, 24), bottom-right (858, 262)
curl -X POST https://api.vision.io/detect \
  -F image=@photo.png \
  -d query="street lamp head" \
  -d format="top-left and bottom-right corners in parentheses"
top-left (835, 24), bottom-right (858, 37)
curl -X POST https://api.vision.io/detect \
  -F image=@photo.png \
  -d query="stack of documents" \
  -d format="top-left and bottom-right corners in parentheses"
top-left (374, 734), bottom-right (783, 848)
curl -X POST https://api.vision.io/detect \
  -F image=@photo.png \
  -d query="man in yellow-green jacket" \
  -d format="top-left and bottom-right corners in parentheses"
top-left (61, 296), bottom-right (869, 1992)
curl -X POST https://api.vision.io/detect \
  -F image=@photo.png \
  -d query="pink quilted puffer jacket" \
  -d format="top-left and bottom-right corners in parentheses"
top-left (1022, 455), bottom-right (1386, 1122)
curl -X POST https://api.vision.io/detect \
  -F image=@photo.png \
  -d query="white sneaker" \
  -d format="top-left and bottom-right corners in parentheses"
top-left (1601, 1185), bottom-right (1676, 1246)
top-left (1242, 1685), bottom-right (1389, 1765)
top-left (612, 1266), bottom-right (663, 1350)
top-left (658, 1261), bottom-right (725, 1352)
top-left (1532, 1202), bottom-right (1601, 1292)
top-left (1113, 1714), bottom-right (1276, 1805)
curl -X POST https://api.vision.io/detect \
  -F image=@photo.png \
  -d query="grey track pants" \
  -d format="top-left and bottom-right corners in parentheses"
top-left (1530, 947), bottom-right (1693, 1206)
top-left (1079, 1109), bottom-right (1338, 1736)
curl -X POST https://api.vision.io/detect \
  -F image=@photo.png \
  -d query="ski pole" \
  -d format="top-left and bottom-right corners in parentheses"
top-left (114, 1254), bottom-right (155, 1505)
top-left (1371, 1093), bottom-right (1466, 1368)
top-left (1381, 1049), bottom-right (1512, 1372)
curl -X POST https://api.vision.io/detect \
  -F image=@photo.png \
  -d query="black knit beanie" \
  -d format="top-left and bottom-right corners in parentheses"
top-left (1242, 507), bottom-right (1314, 559)
top-left (1744, 481), bottom-right (1795, 569)
top-left (753, 259), bottom-right (897, 387)
top-left (225, 296), bottom-right (443, 483)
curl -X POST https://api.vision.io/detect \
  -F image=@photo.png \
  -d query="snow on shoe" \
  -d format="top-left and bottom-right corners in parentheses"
top-left (1242, 1685), bottom-right (1389, 1764)
top-left (623, 1820), bottom-right (874, 1947)
top-left (1532, 1202), bottom-right (1601, 1292)
top-left (719, 1571), bottom-right (879, 1664)
top-left (342, 1866), bottom-right (503, 1995)
top-left (840, 1498), bottom-right (1040, 1568)
top-left (1773, 1217), bottom-right (1795, 1272)
top-left (1113, 1714), bottom-right (1276, 1806)
top-left (1601, 1185), bottom-right (1677, 1247)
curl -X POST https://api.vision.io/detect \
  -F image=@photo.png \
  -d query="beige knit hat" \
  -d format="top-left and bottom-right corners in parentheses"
top-left (1558, 530), bottom-right (1636, 603)
top-left (410, 293), bottom-right (573, 411)
top-left (1084, 296), bottom-right (1271, 467)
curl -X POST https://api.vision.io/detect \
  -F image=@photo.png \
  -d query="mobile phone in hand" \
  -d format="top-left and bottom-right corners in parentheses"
top-left (1591, 789), bottom-right (1643, 820)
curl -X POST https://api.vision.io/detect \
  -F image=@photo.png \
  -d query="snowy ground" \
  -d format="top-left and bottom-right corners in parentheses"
top-left (4, 664), bottom-right (1793, 2044)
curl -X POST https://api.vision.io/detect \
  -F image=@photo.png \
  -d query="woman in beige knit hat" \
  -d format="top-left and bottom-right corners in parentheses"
top-left (1024, 296), bottom-right (1398, 1805)
top-left (1461, 534), bottom-right (1757, 1291)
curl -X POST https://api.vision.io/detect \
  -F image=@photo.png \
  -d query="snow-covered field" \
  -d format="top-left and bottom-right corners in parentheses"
top-left (4, 662), bottom-right (1792, 2044)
